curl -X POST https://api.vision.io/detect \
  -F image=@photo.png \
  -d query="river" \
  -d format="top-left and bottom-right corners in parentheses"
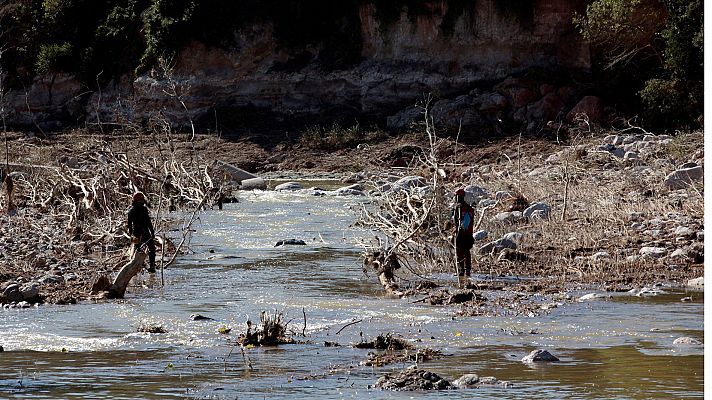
top-left (0, 188), bottom-right (704, 399)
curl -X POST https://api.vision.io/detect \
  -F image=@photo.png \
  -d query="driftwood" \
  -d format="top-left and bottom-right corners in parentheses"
top-left (364, 251), bottom-right (403, 297)
top-left (108, 248), bottom-right (147, 299)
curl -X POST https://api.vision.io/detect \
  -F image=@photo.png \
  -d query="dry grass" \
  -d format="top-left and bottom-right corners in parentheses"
top-left (463, 130), bottom-right (704, 288)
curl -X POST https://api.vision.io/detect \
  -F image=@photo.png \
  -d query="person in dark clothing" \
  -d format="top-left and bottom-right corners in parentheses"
top-left (127, 191), bottom-right (156, 273)
top-left (452, 188), bottom-right (475, 286)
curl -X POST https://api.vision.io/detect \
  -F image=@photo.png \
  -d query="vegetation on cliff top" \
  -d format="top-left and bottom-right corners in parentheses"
top-left (0, 0), bottom-right (703, 130)
top-left (574, 0), bottom-right (703, 129)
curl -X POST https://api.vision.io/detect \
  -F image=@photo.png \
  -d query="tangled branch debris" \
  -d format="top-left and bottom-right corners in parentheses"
top-left (237, 310), bottom-right (295, 346)
top-left (0, 124), bottom-right (227, 304)
top-left (358, 102), bottom-right (459, 295)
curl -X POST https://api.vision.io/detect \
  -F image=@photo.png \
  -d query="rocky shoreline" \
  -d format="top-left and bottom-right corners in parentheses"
top-left (0, 128), bottom-right (704, 309)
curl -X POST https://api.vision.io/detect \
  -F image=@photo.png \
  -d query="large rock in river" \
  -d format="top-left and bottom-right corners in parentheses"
top-left (274, 182), bottom-right (303, 191)
top-left (522, 349), bottom-right (559, 363)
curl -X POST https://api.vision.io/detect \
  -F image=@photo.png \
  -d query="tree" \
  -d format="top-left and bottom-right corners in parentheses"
top-left (574, 0), bottom-right (703, 129)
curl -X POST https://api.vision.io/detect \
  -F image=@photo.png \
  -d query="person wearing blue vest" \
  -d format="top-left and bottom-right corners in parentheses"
top-left (452, 188), bottom-right (475, 286)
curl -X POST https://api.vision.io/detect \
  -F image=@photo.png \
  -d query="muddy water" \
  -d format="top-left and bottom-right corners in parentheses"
top-left (0, 189), bottom-right (703, 399)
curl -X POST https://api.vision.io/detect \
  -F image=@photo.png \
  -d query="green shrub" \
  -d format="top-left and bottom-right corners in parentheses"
top-left (574, 0), bottom-right (703, 130)
top-left (36, 42), bottom-right (73, 74)
top-left (300, 123), bottom-right (387, 151)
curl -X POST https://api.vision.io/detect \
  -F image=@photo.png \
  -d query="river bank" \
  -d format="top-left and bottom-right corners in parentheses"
top-left (0, 127), bottom-right (704, 307)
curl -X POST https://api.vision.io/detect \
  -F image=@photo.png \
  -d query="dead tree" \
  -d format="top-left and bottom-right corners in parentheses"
top-left (358, 100), bottom-right (457, 293)
top-left (108, 248), bottom-right (147, 299)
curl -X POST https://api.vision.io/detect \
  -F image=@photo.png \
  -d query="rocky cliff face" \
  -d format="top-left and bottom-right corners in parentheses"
top-left (5, 0), bottom-right (590, 134)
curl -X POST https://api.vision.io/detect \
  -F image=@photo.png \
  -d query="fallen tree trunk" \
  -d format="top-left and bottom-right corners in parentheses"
top-left (364, 251), bottom-right (403, 297)
top-left (109, 248), bottom-right (147, 299)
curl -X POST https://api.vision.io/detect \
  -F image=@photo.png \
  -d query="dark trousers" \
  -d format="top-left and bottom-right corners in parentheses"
top-left (456, 246), bottom-right (471, 276)
top-left (139, 235), bottom-right (156, 271)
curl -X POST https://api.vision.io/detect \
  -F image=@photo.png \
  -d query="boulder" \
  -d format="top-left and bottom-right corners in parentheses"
top-left (274, 182), bottom-right (303, 191)
top-left (501, 232), bottom-right (524, 244)
top-left (333, 184), bottom-right (365, 196)
top-left (451, 374), bottom-right (511, 389)
top-left (664, 166), bottom-right (703, 190)
top-left (39, 275), bottom-right (64, 285)
top-left (430, 96), bottom-right (486, 130)
top-left (479, 238), bottom-right (517, 254)
top-left (628, 286), bottom-right (666, 297)
top-left (495, 191), bottom-right (511, 200)
top-left (479, 199), bottom-right (497, 208)
top-left (464, 185), bottom-right (489, 203)
top-left (523, 202), bottom-right (550, 219)
top-left (522, 349), bottom-right (559, 363)
top-left (473, 230), bottom-right (488, 241)
top-left (477, 92), bottom-right (508, 114)
top-left (612, 148), bottom-right (626, 158)
top-left (591, 251), bottom-right (611, 263)
top-left (493, 211), bottom-right (523, 224)
top-left (386, 105), bottom-right (422, 130)
top-left (333, 188), bottom-right (364, 196)
top-left (20, 282), bottom-right (40, 301)
top-left (526, 93), bottom-right (565, 122)
top-left (687, 277), bottom-right (703, 289)
top-left (669, 248), bottom-right (687, 259)
top-left (394, 176), bottom-right (426, 190)
top-left (529, 209), bottom-right (548, 220)
top-left (452, 374), bottom-right (479, 388)
top-left (91, 275), bottom-right (111, 294)
top-left (240, 177), bottom-right (267, 190)
top-left (2, 284), bottom-right (23, 303)
top-left (567, 96), bottom-right (603, 122)
top-left (340, 172), bottom-right (367, 183)
top-left (578, 293), bottom-right (605, 302)
top-left (495, 77), bottom-right (539, 108)
top-left (674, 226), bottom-right (693, 237)
top-left (275, 239), bottom-right (307, 247)
top-left (673, 337), bottom-right (702, 345)
top-left (639, 247), bottom-right (667, 259)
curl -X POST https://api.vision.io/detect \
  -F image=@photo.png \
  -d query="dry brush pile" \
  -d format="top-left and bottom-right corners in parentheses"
top-left (358, 115), bottom-right (703, 296)
top-left (0, 127), bottom-right (227, 305)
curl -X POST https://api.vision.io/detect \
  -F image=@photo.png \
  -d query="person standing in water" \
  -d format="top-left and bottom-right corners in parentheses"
top-left (127, 191), bottom-right (156, 273)
top-left (452, 188), bottom-right (475, 286)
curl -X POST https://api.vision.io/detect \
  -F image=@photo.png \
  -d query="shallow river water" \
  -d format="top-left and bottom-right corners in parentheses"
top-left (0, 189), bottom-right (704, 399)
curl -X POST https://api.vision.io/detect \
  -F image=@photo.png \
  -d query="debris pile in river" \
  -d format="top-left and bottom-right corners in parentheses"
top-left (353, 333), bottom-right (443, 367)
top-left (238, 310), bottom-right (295, 346)
top-left (362, 347), bottom-right (442, 367)
top-left (374, 366), bottom-right (453, 391)
top-left (427, 288), bottom-right (486, 305)
top-left (353, 333), bottom-right (412, 350)
top-left (137, 324), bottom-right (167, 334)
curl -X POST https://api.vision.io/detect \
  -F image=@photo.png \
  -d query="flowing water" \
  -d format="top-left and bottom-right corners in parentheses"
top-left (0, 188), bottom-right (704, 399)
